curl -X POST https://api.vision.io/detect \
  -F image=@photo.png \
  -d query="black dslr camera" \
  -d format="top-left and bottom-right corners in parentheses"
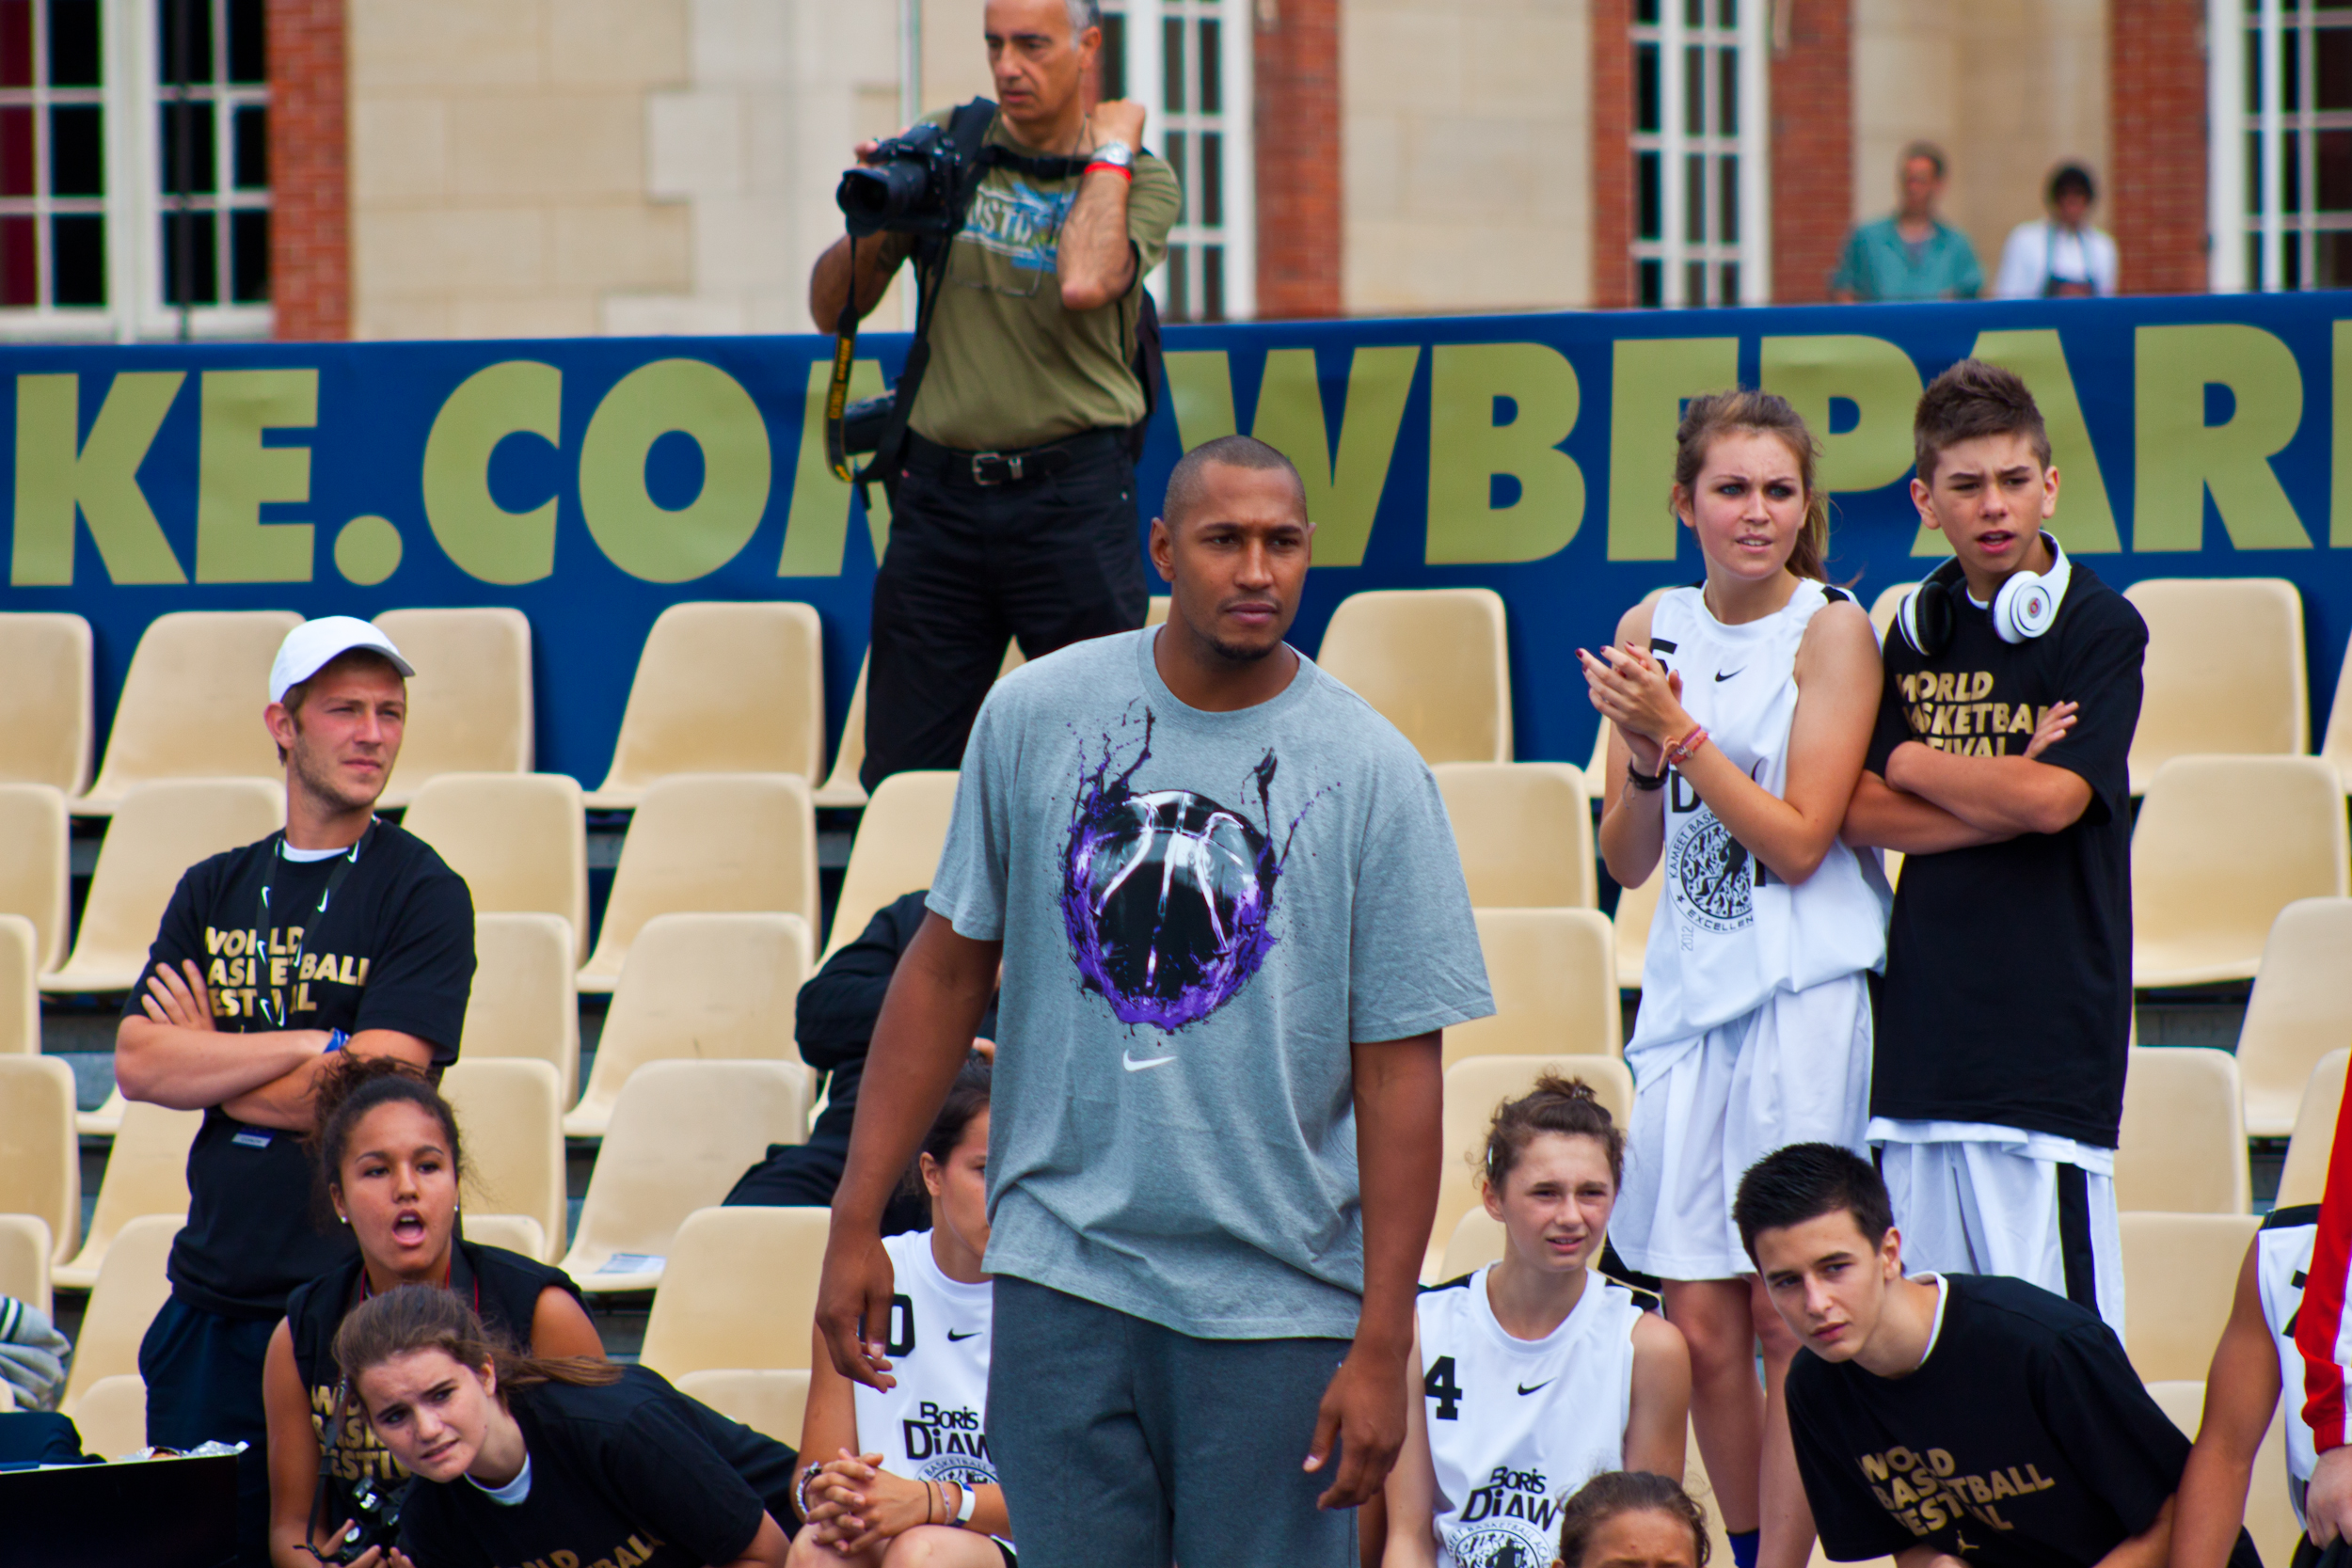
top-left (836, 121), bottom-right (981, 239)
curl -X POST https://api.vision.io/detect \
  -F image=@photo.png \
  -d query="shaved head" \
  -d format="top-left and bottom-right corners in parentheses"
top-left (1162, 435), bottom-right (1307, 530)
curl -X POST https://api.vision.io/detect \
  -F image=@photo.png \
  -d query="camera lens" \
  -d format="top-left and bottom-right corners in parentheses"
top-left (838, 163), bottom-right (932, 224)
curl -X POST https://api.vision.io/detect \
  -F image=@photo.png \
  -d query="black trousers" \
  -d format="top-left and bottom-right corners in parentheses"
top-left (862, 432), bottom-right (1149, 790)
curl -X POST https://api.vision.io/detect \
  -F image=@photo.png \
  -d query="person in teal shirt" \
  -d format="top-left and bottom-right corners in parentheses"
top-left (1830, 142), bottom-right (1983, 302)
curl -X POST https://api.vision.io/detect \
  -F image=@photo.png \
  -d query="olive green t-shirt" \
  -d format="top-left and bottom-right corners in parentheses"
top-left (907, 109), bottom-right (1180, 452)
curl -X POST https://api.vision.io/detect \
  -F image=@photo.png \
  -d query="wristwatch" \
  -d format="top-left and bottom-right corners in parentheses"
top-left (1089, 139), bottom-right (1135, 170)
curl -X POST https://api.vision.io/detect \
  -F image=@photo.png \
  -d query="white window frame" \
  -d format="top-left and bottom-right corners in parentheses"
top-left (1630, 0), bottom-right (1770, 308)
top-left (1104, 0), bottom-right (1255, 322)
top-left (2207, 0), bottom-right (2352, 293)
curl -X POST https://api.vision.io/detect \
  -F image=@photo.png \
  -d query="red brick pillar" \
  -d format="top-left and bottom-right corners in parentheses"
top-left (268, 0), bottom-right (348, 341)
top-left (1769, 0), bottom-right (1850, 304)
top-left (1254, 0), bottom-right (1341, 318)
top-left (1590, 0), bottom-right (1632, 309)
top-left (2111, 0), bottom-right (2207, 295)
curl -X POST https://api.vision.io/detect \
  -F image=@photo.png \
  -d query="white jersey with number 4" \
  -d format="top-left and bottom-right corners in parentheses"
top-left (853, 1229), bottom-right (997, 1492)
top-left (2258, 1203), bottom-right (2320, 1522)
top-left (1417, 1266), bottom-right (1645, 1568)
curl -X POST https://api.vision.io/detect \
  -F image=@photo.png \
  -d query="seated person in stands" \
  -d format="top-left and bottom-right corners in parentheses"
top-left (1735, 1143), bottom-right (2258, 1568)
top-left (1383, 1074), bottom-right (1690, 1568)
top-left (2173, 1200), bottom-right (2321, 1568)
top-left (791, 1058), bottom-right (1007, 1567)
top-left (263, 1056), bottom-right (601, 1568)
top-left (341, 1287), bottom-right (800, 1568)
top-left (1554, 1471), bottom-right (1712, 1568)
top-left (726, 890), bottom-right (992, 1233)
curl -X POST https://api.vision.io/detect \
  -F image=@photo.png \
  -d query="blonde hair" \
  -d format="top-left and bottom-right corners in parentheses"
top-left (1672, 389), bottom-right (1830, 583)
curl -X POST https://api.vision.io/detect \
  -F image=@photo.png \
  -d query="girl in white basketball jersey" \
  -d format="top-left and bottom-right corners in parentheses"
top-left (792, 1059), bottom-right (1010, 1568)
top-left (1579, 391), bottom-right (1887, 1568)
top-left (1383, 1074), bottom-right (1692, 1568)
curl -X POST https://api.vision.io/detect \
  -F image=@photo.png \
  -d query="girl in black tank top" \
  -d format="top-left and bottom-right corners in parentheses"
top-left (262, 1057), bottom-right (602, 1567)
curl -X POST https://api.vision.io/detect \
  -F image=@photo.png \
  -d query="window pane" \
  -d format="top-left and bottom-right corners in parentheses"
top-left (230, 206), bottom-right (265, 301)
top-left (2248, 28), bottom-right (2263, 112)
top-left (2286, 24), bottom-right (2303, 112)
top-left (1718, 0), bottom-right (1736, 23)
top-left (158, 0), bottom-right (214, 86)
top-left (2320, 27), bottom-right (2352, 109)
top-left (1683, 0), bottom-right (1702, 26)
top-left (1167, 242), bottom-right (1189, 319)
top-left (1721, 261), bottom-right (1740, 302)
top-left (232, 103), bottom-right (265, 188)
top-left (1639, 257), bottom-right (1662, 307)
top-left (2286, 129), bottom-right (2305, 214)
top-left (1200, 130), bottom-right (1222, 228)
top-left (1635, 43), bottom-right (1660, 133)
top-left (1202, 244), bottom-right (1222, 322)
top-left (0, 213), bottom-right (30, 303)
top-left (1168, 129), bottom-right (1188, 222)
top-left (50, 103), bottom-right (100, 195)
top-left (1637, 150), bottom-right (1661, 240)
top-left (162, 207), bottom-right (215, 304)
top-left (1685, 259), bottom-right (1706, 305)
top-left (2248, 130), bottom-right (2263, 217)
top-left (2317, 128), bottom-right (2352, 209)
top-left (0, 0), bottom-right (29, 88)
top-left (2288, 227), bottom-right (2306, 288)
top-left (0, 104), bottom-right (31, 197)
top-left (1162, 17), bottom-right (1184, 112)
top-left (1684, 151), bottom-right (1705, 242)
top-left (48, 0), bottom-right (99, 86)
top-left (227, 0), bottom-right (262, 82)
top-left (1100, 13), bottom-right (1125, 100)
top-left (1720, 152), bottom-right (1739, 242)
top-left (1683, 45), bottom-right (1704, 135)
top-left (2318, 230), bottom-right (2352, 286)
top-left (1635, 0), bottom-right (1659, 23)
top-left (51, 211), bottom-right (100, 303)
top-left (1719, 46), bottom-right (1738, 135)
top-left (1199, 18), bottom-right (1220, 113)
top-left (160, 98), bottom-right (215, 194)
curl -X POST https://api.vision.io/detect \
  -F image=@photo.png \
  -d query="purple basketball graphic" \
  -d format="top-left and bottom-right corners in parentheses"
top-left (1061, 715), bottom-right (1295, 1032)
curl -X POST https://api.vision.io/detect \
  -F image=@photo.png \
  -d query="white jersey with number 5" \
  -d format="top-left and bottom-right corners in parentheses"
top-left (1417, 1266), bottom-right (1645, 1568)
top-left (853, 1229), bottom-right (998, 1492)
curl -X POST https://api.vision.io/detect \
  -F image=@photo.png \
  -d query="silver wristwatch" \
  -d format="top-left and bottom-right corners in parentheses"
top-left (1089, 139), bottom-right (1135, 169)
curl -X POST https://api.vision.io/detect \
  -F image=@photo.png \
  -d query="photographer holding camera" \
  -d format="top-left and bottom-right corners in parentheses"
top-left (810, 0), bottom-right (1179, 791)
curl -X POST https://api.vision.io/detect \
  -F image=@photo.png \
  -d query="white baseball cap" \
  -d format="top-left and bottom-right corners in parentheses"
top-left (269, 617), bottom-right (415, 705)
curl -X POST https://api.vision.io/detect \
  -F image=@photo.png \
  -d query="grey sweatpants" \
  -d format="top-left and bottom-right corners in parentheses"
top-left (987, 1275), bottom-right (1358, 1568)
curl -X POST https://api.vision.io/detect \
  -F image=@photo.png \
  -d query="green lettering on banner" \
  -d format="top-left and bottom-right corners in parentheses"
top-left (579, 358), bottom-right (771, 583)
top-left (1606, 336), bottom-right (1737, 561)
top-left (421, 360), bottom-right (562, 585)
top-left (777, 357), bottom-right (891, 577)
top-left (2332, 321), bottom-right (2352, 546)
top-left (2133, 324), bottom-right (2313, 551)
top-left (1758, 335), bottom-right (1923, 495)
top-left (1157, 346), bottom-right (1417, 566)
top-left (1966, 329), bottom-right (2124, 554)
top-left (11, 371), bottom-right (188, 585)
top-left (197, 369), bottom-right (317, 582)
top-left (1424, 341), bottom-right (1584, 564)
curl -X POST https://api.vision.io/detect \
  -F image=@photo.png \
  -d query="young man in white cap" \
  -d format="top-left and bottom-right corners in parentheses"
top-left (115, 616), bottom-right (475, 1566)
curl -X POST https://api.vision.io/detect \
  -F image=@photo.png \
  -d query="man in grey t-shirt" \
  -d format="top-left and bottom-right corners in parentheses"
top-left (812, 435), bottom-right (1492, 1568)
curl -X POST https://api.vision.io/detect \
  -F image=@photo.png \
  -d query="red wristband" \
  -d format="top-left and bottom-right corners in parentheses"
top-left (1662, 725), bottom-right (1709, 768)
top-left (1085, 161), bottom-right (1135, 182)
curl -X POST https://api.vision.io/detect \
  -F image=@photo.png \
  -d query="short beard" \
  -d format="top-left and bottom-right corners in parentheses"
top-left (1198, 630), bottom-right (1279, 665)
top-left (290, 734), bottom-right (382, 817)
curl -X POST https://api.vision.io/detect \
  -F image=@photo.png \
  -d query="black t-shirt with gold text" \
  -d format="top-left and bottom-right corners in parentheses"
top-left (122, 820), bottom-right (474, 1318)
top-left (1865, 564), bottom-right (2146, 1145)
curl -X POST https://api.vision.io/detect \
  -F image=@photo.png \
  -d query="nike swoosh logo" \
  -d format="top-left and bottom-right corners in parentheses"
top-left (1715, 669), bottom-right (1743, 682)
top-left (947, 1329), bottom-right (980, 1342)
top-left (1122, 1050), bottom-right (1178, 1072)
top-left (1517, 1379), bottom-right (1554, 1396)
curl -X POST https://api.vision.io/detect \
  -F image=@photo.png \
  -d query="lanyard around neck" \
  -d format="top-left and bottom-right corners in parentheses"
top-left (253, 820), bottom-right (373, 1029)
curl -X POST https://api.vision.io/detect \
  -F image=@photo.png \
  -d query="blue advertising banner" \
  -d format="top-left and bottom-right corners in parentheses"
top-left (7, 291), bottom-right (2350, 784)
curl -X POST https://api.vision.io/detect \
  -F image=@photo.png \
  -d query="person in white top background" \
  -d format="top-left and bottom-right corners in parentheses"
top-left (1580, 390), bottom-right (1887, 1568)
top-left (1382, 1072), bottom-right (1690, 1568)
top-left (794, 1059), bottom-right (1009, 1568)
top-left (1993, 164), bottom-right (2119, 299)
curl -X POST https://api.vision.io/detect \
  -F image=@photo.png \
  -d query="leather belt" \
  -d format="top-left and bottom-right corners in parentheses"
top-left (902, 429), bottom-right (1121, 489)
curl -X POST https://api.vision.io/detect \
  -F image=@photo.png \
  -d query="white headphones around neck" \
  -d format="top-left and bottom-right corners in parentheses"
top-left (1895, 532), bottom-right (2072, 656)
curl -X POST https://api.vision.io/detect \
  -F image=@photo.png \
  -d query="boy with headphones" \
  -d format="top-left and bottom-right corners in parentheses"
top-left (1843, 359), bottom-right (2147, 1331)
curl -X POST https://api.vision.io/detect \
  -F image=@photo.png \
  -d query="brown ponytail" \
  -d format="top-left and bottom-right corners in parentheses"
top-left (1671, 388), bottom-right (1831, 582)
top-left (1481, 1070), bottom-right (1625, 1192)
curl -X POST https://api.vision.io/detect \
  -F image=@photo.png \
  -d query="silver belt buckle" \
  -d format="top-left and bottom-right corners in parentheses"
top-left (970, 451), bottom-right (1024, 485)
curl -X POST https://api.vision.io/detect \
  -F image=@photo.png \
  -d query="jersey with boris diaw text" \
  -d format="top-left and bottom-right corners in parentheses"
top-left (853, 1229), bottom-right (997, 1493)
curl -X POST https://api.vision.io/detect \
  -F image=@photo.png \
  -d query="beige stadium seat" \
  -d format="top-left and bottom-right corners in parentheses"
top-left (459, 1213), bottom-right (548, 1262)
top-left (1434, 763), bottom-right (1595, 910)
top-left (1613, 867), bottom-right (1661, 991)
top-left (2146, 1381), bottom-right (2301, 1568)
top-left (401, 773), bottom-right (588, 965)
top-left (2114, 1047), bottom-right (2249, 1214)
top-left (70, 1371), bottom-right (149, 1458)
top-left (577, 774), bottom-right (819, 994)
top-left (459, 913), bottom-right (581, 1106)
top-left (0, 784), bottom-right (70, 975)
top-left (1317, 589), bottom-right (1513, 765)
top-left (0, 915), bottom-right (35, 1057)
top-left (43, 778), bottom-right (285, 993)
top-left (442, 1058), bottom-right (567, 1260)
top-left (2124, 578), bottom-right (2308, 795)
top-left (2118, 1212), bottom-right (2260, 1380)
top-left (0, 612), bottom-right (93, 796)
top-left (1440, 1209), bottom-right (1507, 1278)
top-left (1868, 582), bottom-right (1910, 641)
top-left (639, 1206), bottom-right (828, 1379)
top-left (814, 654), bottom-right (873, 809)
top-left (1428, 1053), bottom-right (1634, 1282)
top-left (2278, 1049), bottom-right (2349, 1208)
top-left (559, 1060), bottom-right (812, 1292)
top-left (1446, 911), bottom-right (1620, 1069)
top-left (54, 1101), bottom-right (198, 1290)
top-left (675, 1369), bottom-right (811, 1448)
top-left (2323, 631), bottom-right (2352, 792)
top-left (2238, 898), bottom-right (2352, 1138)
top-left (60, 1212), bottom-right (178, 1408)
top-left (79, 610), bottom-right (300, 813)
top-left (2132, 757), bottom-right (2349, 990)
top-left (0, 1056), bottom-right (79, 1265)
top-left (564, 912), bottom-right (814, 1139)
top-left (373, 608), bottom-right (532, 806)
top-left (586, 603), bottom-right (825, 810)
top-left (78, 1089), bottom-right (127, 1139)
top-left (825, 769), bottom-right (959, 960)
top-left (0, 1213), bottom-right (52, 1316)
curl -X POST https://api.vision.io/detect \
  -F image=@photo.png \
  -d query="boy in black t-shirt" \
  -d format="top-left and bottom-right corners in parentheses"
top-left (114, 616), bottom-right (474, 1566)
top-left (1734, 1144), bottom-right (2255, 1568)
top-left (1842, 360), bottom-right (2146, 1332)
